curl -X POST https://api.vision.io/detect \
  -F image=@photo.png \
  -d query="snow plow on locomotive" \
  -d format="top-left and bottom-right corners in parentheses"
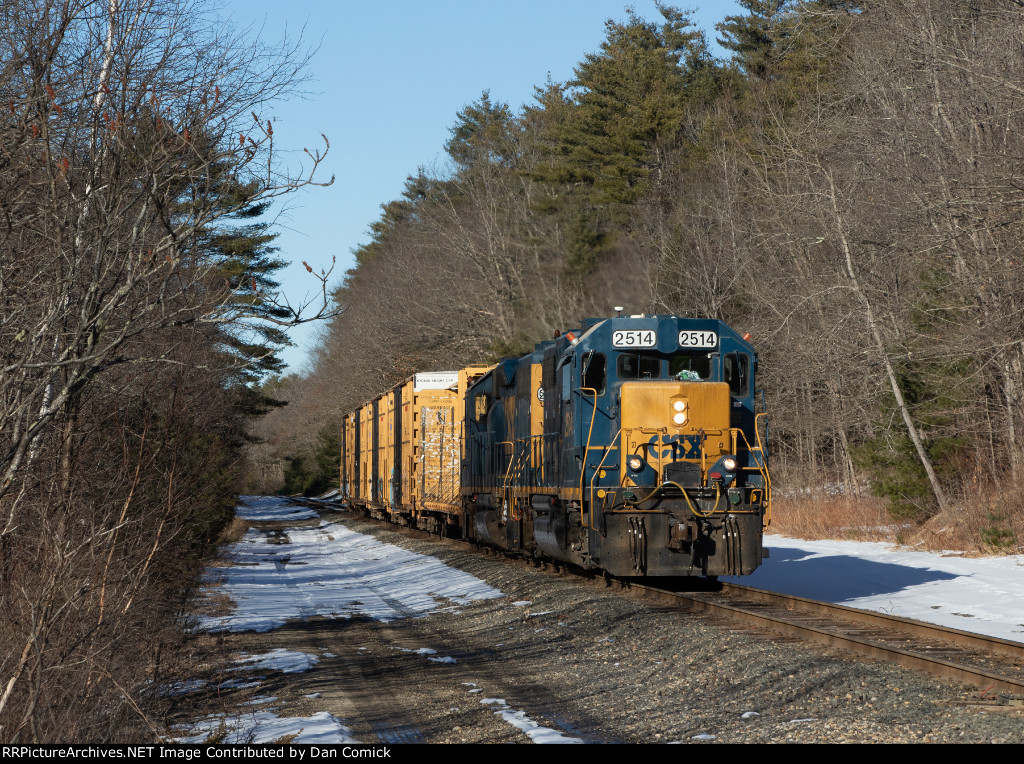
top-left (339, 314), bottom-right (771, 579)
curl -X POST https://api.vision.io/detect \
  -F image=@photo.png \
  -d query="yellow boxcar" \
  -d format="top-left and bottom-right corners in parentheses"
top-left (340, 366), bottom-right (491, 532)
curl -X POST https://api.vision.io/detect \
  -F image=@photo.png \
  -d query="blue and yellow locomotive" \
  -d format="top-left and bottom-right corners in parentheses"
top-left (340, 313), bottom-right (770, 579)
top-left (462, 314), bottom-right (771, 577)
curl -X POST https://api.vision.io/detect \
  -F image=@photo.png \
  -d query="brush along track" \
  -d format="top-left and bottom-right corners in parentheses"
top-left (297, 499), bottom-right (1024, 704)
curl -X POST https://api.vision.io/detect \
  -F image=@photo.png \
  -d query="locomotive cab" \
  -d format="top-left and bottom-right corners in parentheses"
top-left (536, 315), bottom-right (771, 578)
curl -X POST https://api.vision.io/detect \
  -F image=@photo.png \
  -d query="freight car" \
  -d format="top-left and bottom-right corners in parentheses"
top-left (340, 314), bottom-right (771, 579)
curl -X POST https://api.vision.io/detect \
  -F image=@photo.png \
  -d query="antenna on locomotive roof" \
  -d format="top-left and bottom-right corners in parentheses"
top-left (614, 306), bottom-right (624, 317)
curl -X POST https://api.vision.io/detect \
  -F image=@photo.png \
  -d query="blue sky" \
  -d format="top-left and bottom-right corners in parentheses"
top-left (221, 1), bottom-right (744, 372)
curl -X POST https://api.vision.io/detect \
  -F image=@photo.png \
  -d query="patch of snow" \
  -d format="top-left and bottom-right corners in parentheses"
top-left (478, 698), bottom-right (582, 744)
top-left (217, 678), bottom-right (263, 690)
top-left (235, 496), bottom-right (318, 522)
top-left (511, 601), bottom-right (532, 607)
top-left (239, 696), bottom-right (278, 706)
top-left (194, 512), bottom-right (504, 632)
top-left (176, 711), bottom-right (357, 744)
top-left (741, 711), bottom-right (760, 719)
top-left (427, 656), bottom-right (456, 664)
top-left (730, 535), bottom-right (1024, 641)
top-left (230, 649), bottom-right (319, 674)
top-left (158, 679), bottom-right (206, 697)
top-left (692, 733), bottom-right (716, 740)
top-left (303, 693), bottom-right (321, 700)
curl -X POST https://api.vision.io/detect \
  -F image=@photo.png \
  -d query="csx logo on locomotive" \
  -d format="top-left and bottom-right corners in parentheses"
top-left (646, 434), bottom-right (702, 460)
top-left (340, 314), bottom-right (771, 579)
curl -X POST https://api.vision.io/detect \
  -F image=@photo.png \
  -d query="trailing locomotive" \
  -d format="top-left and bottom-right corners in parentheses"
top-left (340, 314), bottom-right (771, 578)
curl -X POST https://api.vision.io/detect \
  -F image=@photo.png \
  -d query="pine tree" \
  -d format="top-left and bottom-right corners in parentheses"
top-left (716, 0), bottom-right (793, 82)
top-left (203, 192), bottom-right (292, 385)
top-left (445, 91), bottom-right (517, 171)
top-left (353, 171), bottom-right (441, 266)
top-left (716, 1), bottom-right (859, 96)
top-left (526, 4), bottom-right (725, 274)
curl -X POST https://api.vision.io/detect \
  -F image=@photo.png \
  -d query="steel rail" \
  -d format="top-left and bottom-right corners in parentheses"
top-left (628, 581), bottom-right (1024, 696)
top-left (297, 498), bottom-right (1024, 697)
top-left (720, 583), bottom-right (1024, 660)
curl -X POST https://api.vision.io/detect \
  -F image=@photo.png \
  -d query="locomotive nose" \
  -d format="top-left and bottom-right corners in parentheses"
top-left (619, 380), bottom-right (732, 482)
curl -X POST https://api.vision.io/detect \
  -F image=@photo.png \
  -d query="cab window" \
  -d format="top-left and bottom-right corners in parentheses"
top-left (670, 353), bottom-right (712, 381)
top-left (618, 353), bottom-right (661, 379)
top-left (724, 353), bottom-right (750, 397)
top-left (582, 352), bottom-right (606, 396)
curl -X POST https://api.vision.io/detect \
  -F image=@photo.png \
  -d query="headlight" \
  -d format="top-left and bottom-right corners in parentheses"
top-left (673, 412), bottom-right (686, 425)
top-left (673, 400), bottom-right (686, 412)
top-left (628, 456), bottom-right (645, 472)
top-left (723, 457), bottom-right (737, 471)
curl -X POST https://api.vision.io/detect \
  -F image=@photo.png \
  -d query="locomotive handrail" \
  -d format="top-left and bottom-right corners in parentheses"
top-left (578, 386), bottom-right (599, 529)
top-left (754, 412), bottom-right (772, 527)
top-left (731, 419), bottom-right (772, 528)
top-left (531, 433), bottom-right (548, 487)
top-left (503, 446), bottom-right (530, 520)
top-left (587, 428), bottom-right (622, 528)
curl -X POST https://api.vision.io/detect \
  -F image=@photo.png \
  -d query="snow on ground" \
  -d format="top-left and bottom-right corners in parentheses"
top-left (230, 649), bottom-right (320, 674)
top-left (176, 711), bottom-right (357, 744)
top-left (217, 678), bottom-right (263, 690)
top-left (157, 679), bottom-right (207, 697)
top-left (173, 639), bottom-right (354, 743)
top-left (194, 498), bottom-right (504, 632)
top-left (728, 534), bottom-right (1024, 642)
top-left (234, 495), bottom-right (318, 522)
top-left (179, 496), bottom-right (513, 744)
top-left (478, 697), bottom-right (583, 744)
top-left (239, 696), bottom-right (278, 706)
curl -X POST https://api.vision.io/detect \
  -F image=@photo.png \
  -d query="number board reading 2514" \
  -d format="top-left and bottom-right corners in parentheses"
top-left (612, 330), bottom-right (656, 348)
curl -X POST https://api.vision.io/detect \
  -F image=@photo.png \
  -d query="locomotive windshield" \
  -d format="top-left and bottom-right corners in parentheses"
top-left (670, 352), bottom-right (712, 381)
top-left (615, 350), bottom-right (712, 381)
top-left (618, 352), bottom-right (661, 379)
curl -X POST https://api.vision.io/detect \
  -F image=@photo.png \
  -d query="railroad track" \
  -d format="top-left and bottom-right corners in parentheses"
top-left (628, 581), bottom-right (1024, 703)
top-left (294, 498), bottom-right (1024, 706)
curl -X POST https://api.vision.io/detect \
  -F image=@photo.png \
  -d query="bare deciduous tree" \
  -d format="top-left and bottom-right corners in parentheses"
top-left (0, 0), bottom-right (334, 741)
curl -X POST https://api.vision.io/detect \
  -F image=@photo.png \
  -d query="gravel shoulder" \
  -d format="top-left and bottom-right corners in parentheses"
top-left (171, 508), bottom-right (1024, 743)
